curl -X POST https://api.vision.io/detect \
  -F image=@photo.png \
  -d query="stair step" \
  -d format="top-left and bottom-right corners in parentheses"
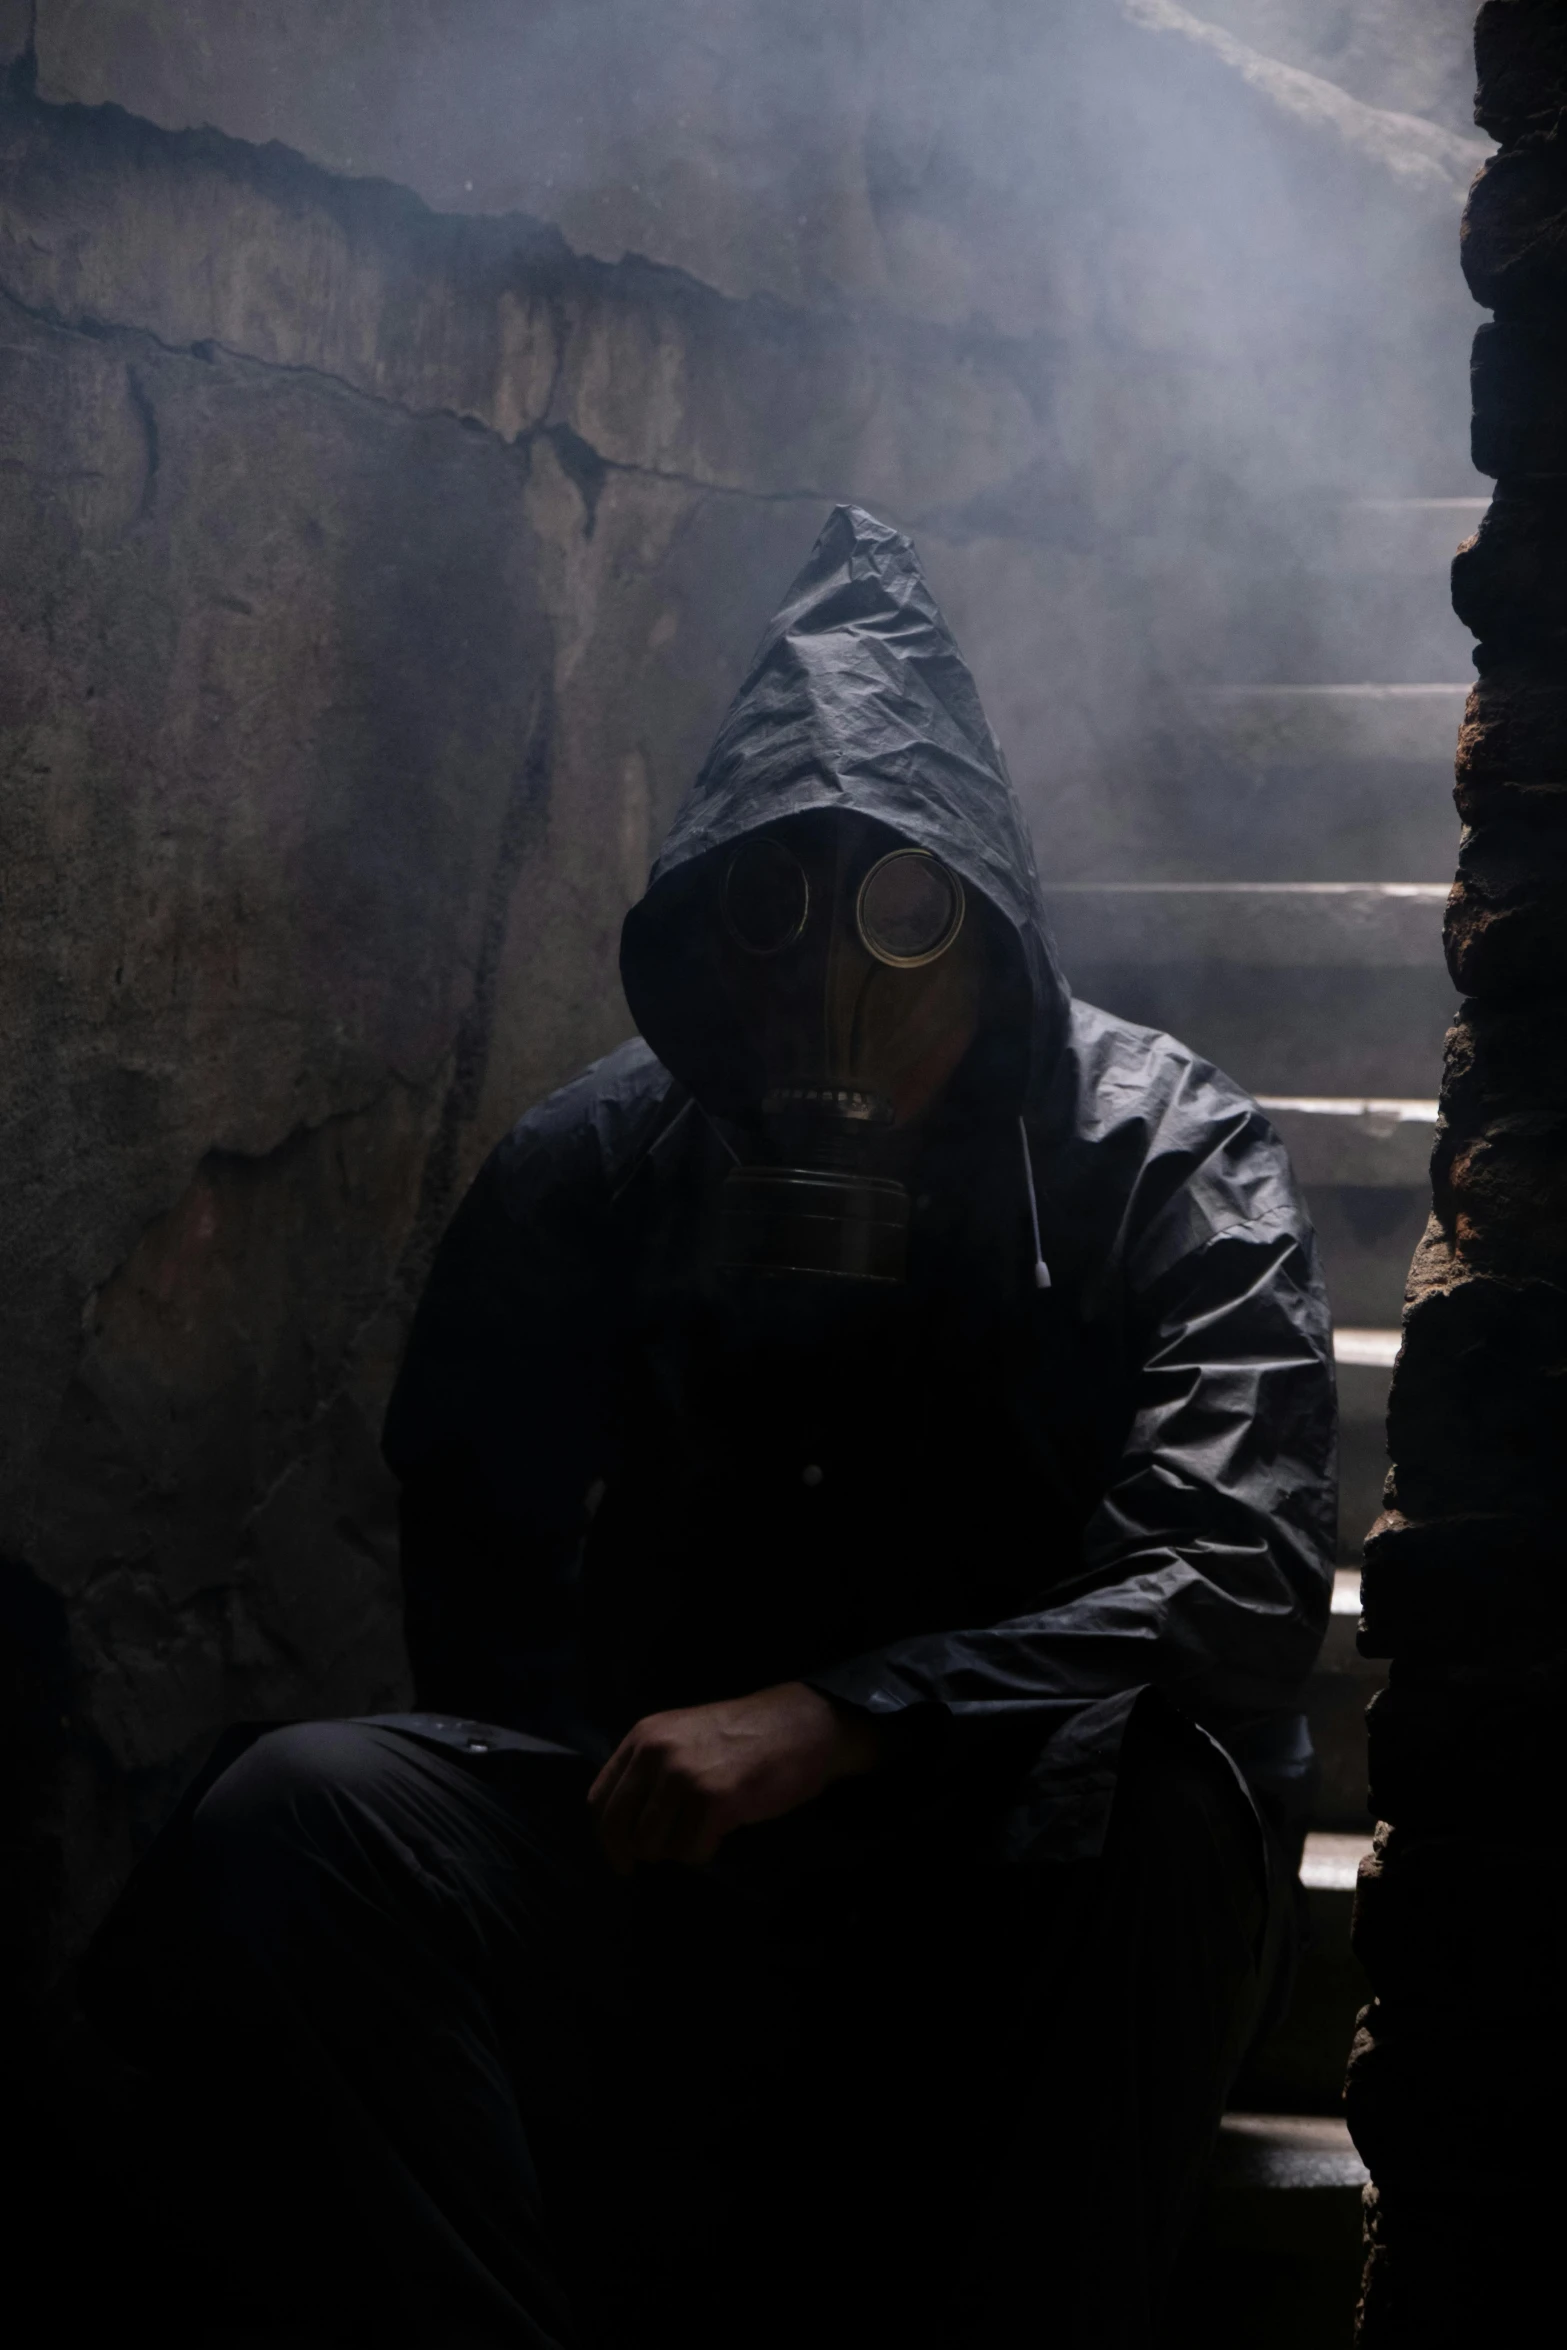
top-left (1195, 683), bottom-right (1468, 767)
top-left (1308, 1191), bottom-right (1428, 1327)
top-left (1335, 1341), bottom-right (1399, 1550)
top-left (1297, 496), bottom-right (1487, 578)
top-left (1333, 1328), bottom-right (1399, 1370)
top-left (1042, 889), bottom-right (1455, 1093)
top-left (1257, 1094), bottom-right (1437, 1187)
top-left (1229, 1837), bottom-right (1374, 2117)
top-left (1166, 2114), bottom-right (1366, 2344)
top-left (1056, 966), bottom-right (1454, 1097)
top-left (1334, 1344), bottom-right (1390, 1560)
top-left (1215, 2114), bottom-right (1368, 2193)
top-left (1041, 882), bottom-right (1449, 969)
top-left (1308, 1608), bottom-right (1382, 1826)
top-left (1147, 757), bottom-right (1460, 885)
top-left (1334, 1340), bottom-right (1398, 1552)
top-left (1299, 1833), bottom-right (1372, 1894)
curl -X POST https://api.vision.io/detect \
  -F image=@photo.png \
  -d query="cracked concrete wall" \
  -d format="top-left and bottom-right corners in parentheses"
top-left (0, 4), bottom-right (1481, 1993)
top-left (0, 264), bottom-right (555, 1959)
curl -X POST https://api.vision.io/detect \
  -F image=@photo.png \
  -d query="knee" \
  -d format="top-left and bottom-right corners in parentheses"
top-left (195, 1719), bottom-right (381, 1838)
top-left (1110, 1712), bottom-right (1266, 1909)
top-left (189, 1721), bottom-right (389, 1913)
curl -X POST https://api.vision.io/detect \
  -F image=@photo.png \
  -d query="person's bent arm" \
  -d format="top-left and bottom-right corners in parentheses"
top-left (805, 1215), bottom-right (1337, 1754)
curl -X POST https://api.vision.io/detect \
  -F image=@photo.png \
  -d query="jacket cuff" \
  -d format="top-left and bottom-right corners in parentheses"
top-left (805, 1668), bottom-right (952, 1766)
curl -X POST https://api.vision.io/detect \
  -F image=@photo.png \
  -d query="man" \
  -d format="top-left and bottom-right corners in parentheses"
top-left (93, 507), bottom-right (1335, 2348)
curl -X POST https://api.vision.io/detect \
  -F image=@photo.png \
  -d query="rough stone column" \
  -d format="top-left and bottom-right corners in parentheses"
top-left (1347, 4), bottom-right (1567, 2339)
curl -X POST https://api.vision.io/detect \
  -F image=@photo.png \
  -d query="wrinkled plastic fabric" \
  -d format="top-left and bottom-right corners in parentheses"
top-left (385, 506), bottom-right (1337, 1860)
top-left (622, 505), bottom-right (1069, 1112)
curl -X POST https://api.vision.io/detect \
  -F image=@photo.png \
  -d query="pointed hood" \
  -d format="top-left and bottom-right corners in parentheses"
top-left (621, 504), bottom-right (1069, 1111)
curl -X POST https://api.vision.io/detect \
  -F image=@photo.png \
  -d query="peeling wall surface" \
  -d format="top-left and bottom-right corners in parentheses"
top-left (0, 1), bottom-right (1484, 1989)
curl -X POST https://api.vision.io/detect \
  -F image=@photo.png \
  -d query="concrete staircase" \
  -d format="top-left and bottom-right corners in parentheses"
top-left (1062, 496), bottom-right (1481, 2344)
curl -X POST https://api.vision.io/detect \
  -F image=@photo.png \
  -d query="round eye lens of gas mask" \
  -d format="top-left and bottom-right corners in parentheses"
top-left (855, 848), bottom-right (965, 967)
top-left (721, 837), bottom-right (810, 956)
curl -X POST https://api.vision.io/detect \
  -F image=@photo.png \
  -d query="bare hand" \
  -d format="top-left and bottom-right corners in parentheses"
top-left (587, 1681), bottom-right (882, 1874)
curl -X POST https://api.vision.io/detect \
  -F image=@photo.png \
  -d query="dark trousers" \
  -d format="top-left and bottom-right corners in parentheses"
top-left (95, 1704), bottom-right (1281, 2350)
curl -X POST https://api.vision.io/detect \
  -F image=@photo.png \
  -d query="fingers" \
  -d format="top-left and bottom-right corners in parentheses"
top-left (592, 1742), bottom-right (717, 1874)
top-left (625, 1775), bottom-right (737, 1871)
top-left (624, 1763), bottom-right (686, 1866)
top-left (634, 1772), bottom-right (710, 1868)
top-left (592, 1739), bottom-right (661, 1875)
top-left (588, 1687), bottom-right (856, 1875)
top-left (587, 1735), bottom-right (638, 1812)
top-left (587, 1719), bottom-right (732, 1874)
top-left (672, 1805), bottom-right (729, 1869)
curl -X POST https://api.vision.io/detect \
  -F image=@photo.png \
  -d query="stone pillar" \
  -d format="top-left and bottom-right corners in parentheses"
top-left (1347, 4), bottom-right (1567, 2339)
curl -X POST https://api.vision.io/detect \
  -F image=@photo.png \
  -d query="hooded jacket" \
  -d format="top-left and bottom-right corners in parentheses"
top-left (384, 507), bottom-right (1336, 1863)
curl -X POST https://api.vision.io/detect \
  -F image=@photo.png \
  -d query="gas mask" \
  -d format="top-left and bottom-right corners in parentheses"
top-left (713, 813), bottom-right (984, 1282)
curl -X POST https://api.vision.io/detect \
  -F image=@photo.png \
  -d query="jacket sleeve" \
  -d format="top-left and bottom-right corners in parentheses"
top-left (807, 1200), bottom-right (1337, 1749)
top-left (382, 1090), bottom-right (623, 1745)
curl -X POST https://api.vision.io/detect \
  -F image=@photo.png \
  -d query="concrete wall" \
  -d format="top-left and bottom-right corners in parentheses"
top-left (0, 1), bottom-right (1483, 1988)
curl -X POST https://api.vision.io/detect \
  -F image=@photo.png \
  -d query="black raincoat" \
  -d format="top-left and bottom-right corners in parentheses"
top-left (385, 505), bottom-right (1336, 1865)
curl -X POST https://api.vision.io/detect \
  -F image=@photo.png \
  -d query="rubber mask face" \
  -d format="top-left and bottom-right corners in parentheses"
top-left (714, 812), bottom-right (984, 1162)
